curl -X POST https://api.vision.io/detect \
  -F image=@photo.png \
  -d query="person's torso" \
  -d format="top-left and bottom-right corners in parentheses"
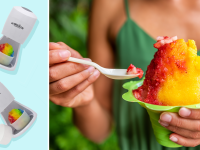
top-left (109, 0), bottom-right (200, 49)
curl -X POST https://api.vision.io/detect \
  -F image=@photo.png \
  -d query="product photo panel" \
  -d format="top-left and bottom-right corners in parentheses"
top-left (0, 0), bottom-right (48, 150)
top-left (49, 0), bottom-right (200, 150)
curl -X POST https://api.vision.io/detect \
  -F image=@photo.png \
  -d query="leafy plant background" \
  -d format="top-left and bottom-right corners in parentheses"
top-left (49, 0), bottom-right (119, 149)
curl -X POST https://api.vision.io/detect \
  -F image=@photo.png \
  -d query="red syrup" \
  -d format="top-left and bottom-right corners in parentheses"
top-left (127, 64), bottom-right (144, 79)
top-left (133, 37), bottom-right (187, 105)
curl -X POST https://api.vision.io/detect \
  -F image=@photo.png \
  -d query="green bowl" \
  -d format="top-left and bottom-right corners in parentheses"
top-left (122, 78), bottom-right (200, 148)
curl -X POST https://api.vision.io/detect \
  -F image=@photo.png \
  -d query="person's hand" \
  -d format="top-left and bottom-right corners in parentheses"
top-left (49, 42), bottom-right (100, 108)
top-left (159, 107), bottom-right (200, 147)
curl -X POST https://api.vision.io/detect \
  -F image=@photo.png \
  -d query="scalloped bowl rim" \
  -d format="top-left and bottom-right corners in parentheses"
top-left (122, 78), bottom-right (200, 111)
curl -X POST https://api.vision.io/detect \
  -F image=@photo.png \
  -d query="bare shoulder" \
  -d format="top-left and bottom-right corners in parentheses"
top-left (91, 0), bottom-right (123, 17)
top-left (90, 0), bottom-right (124, 35)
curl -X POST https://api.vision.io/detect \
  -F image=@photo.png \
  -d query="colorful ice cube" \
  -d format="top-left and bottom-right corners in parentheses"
top-left (0, 43), bottom-right (14, 57)
top-left (8, 109), bottom-right (24, 124)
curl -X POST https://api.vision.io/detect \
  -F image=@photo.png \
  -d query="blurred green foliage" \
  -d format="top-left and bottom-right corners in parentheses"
top-left (49, 0), bottom-right (120, 149)
top-left (50, 0), bottom-right (89, 57)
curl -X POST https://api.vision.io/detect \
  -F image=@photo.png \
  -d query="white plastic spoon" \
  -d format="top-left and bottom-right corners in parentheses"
top-left (68, 57), bottom-right (139, 80)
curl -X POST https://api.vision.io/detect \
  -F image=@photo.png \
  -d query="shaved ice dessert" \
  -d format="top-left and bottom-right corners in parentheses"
top-left (133, 36), bottom-right (200, 106)
top-left (127, 64), bottom-right (144, 78)
top-left (0, 43), bottom-right (14, 57)
top-left (8, 109), bottom-right (24, 124)
top-left (8, 108), bottom-right (30, 130)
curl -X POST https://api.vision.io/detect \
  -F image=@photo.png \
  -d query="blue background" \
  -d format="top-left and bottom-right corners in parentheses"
top-left (0, 0), bottom-right (48, 149)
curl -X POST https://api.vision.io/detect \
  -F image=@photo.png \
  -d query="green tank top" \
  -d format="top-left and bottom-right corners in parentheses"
top-left (113, 0), bottom-right (200, 150)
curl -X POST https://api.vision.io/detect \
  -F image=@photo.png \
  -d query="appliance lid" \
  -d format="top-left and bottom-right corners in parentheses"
top-left (15, 6), bottom-right (37, 20)
top-left (2, 6), bottom-right (37, 44)
top-left (0, 82), bottom-right (14, 113)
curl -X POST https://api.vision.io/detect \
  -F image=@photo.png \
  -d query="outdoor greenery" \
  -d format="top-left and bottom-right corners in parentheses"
top-left (49, 0), bottom-right (120, 149)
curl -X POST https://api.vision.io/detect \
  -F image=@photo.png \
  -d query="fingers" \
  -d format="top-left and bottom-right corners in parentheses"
top-left (49, 42), bottom-right (84, 66)
top-left (159, 112), bottom-right (200, 132)
top-left (49, 58), bottom-right (91, 83)
top-left (67, 70), bottom-right (100, 99)
top-left (50, 66), bottom-right (95, 95)
top-left (169, 133), bottom-right (200, 147)
top-left (159, 121), bottom-right (200, 139)
top-left (50, 70), bottom-right (100, 107)
top-left (159, 110), bottom-right (200, 147)
top-left (49, 50), bottom-right (71, 66)
top-left (179, 107), bottom-right (200, 120)
top-left (49, 42), bottom-right (62, 50)
top-left (53, 42), bottom-right (82, 58)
